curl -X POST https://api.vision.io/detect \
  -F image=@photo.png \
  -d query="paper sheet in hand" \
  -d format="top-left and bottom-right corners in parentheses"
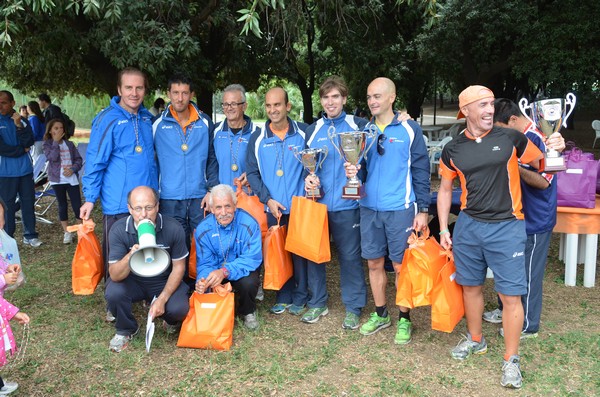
top-left (145, 296), bottom-right (157, 352)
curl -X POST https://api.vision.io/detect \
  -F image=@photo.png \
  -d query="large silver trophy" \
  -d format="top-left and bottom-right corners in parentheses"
top-left (293, 146), bottom-right (328, 198)
top-left (519, 93), bottom-right (576, 172)
top-left (328, 125), bottom-right (377, 199)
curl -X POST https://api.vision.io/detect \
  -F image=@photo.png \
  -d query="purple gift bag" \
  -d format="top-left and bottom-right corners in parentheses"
top-left (557, 147), bottom-right (598, 208)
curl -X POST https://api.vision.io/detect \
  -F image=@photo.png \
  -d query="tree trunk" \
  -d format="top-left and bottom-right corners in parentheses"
top-left (195, 87), bottom-right (214, 119)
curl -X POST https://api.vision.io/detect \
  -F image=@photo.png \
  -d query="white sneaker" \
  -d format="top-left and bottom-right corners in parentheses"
top-left (0, 381), bottom-right (19, 395)
top-left (63, 231), bottom-right (73, 244)
top-left (22, 237), bottom-right (43, 247)
top-left (106, 310), bottom-right (116, 323)
top-left (255, 284), bottom-right (264, 301)
top-left (482, 308), bottom-right (503, 324)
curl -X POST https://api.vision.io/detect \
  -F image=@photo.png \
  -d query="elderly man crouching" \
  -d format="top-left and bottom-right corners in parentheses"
top-left (194, 184), bottom-right (262, 330)
top-left (105, 186), bottom-right (190, 353)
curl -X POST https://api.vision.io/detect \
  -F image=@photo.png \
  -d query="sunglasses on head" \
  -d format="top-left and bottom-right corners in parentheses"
top-left (377, 134), bottom-right (387, 155)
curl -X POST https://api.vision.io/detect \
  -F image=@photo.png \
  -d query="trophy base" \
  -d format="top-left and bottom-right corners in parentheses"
top-left (342, 185), bottom-right (365, 200)
top-left (306, 187), bottom-right (323, 199)
top-left (545, 154), bottom-right (566, 172)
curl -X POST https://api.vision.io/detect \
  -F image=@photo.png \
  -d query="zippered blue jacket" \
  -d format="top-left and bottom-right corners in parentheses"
top-left (360, 116), bottom-right (430, 212)
top-left (213, 115), bottom-right (259, 188)
top-left (194, 208), bottom-right (261, 282)
top-left (521, 124), bottom-right (557, 234)
top-left (82, 96), bottom-right (158, 215)
top-left (153, 102), bottom-right (217, 200)
top-left (0, 114), bottom-right (34, 177)
top-left (246, 118), bottom-right (307, 214)
top-left (305, 112), bottom-right (368, 211)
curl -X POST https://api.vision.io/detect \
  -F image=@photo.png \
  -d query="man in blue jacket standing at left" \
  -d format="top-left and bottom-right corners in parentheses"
top-left (0, 90), bottom-right (42, 247)
top-left (80, 67), bottom-right (158, 322)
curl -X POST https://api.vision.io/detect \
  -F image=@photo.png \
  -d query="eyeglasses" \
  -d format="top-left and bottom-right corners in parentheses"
top-left (221, 102), bottom-right (246, 109)
top-left (377, 134), bottom-right (387, 155)
top-left (130, 204), bottom-right (157, 213)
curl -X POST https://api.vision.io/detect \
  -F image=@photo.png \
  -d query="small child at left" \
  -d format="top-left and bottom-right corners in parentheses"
top-left (42, 118), bottom-right (83, 244)
top-left (0, 253), bottom-right (30, 395)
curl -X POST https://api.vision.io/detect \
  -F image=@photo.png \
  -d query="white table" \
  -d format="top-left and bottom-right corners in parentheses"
top-left (554, 198), bottom-right (600, 288)
top-left (422, 125), bottom-right (443, 141)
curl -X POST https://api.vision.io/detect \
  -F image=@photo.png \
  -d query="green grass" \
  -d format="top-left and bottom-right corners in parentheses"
top-left (3, 211), bottom-right (600, 396)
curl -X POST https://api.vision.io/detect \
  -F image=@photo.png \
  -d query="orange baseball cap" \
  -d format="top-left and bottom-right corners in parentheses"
top-left (456, 85), bottom-right (494, 119)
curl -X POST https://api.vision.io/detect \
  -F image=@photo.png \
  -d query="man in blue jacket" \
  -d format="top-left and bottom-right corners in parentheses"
top-left (213, 84), bottom-right (260, 189)
top-left (153, 75), bottom-right (217, 250)
top-left (246, 87), bottom-right (309, 316)
top-left (345, 77), bottom-right (430, 343)
top-left (483, 98), bottom-right (565, 339)
top-left (81, 67), bottom-right (158, 256)
top-left (302, 76), bottom-right (368, 328)
top-left (0, 90), bottom-right (42, 247)
top-left (194, 184), bottom-right (262, 329)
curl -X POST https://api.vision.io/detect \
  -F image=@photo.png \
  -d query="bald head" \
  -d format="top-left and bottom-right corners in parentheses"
top-left (265, 87), bottom-right (291, 127)
top-left (369, 77), bottom-right (396, 95)
top-left (127, 186), bottom-right (160, 224)
top-left (367, 77), bottom-right (396, 121)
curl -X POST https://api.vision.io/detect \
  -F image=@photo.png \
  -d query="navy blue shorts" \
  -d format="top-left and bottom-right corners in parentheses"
top-left (359, 206), bottom-right (415, 262)
top-left (453, 212), bottom-right (527, 296)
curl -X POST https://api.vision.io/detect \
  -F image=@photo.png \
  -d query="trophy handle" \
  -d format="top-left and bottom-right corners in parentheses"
top-left (563, 93), bottom-right (577, 128)
top-left (327, 125), bottom-right (344, 158)
top-left (318, 145), bottom-right (328, 169)
top-left (362, 124), bottom-right (378, 161)
top-left (292, 146), bottom-right (302, 162)
top-left (518, 98), bottom-right (535, 126)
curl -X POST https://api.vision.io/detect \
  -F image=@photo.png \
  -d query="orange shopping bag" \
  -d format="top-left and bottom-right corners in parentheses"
top-left (262, 216), bottom-right (293, 290)
top-left (235, 181), bottom-right (268, 240)
top-left (67, 219), bottom-right (103, 295)
top-left (177, 283), bottom-right (235, 350)
top-left (395, 229), bottom-right (446, 308)
top-left (284, 196), bottom-right (330, 264)
top-left (188, 231), bottom-right (197, 280)
top-left (431, 251), bottom-right (464, 333)
top-left (395, 259), bottom-right (414, 309)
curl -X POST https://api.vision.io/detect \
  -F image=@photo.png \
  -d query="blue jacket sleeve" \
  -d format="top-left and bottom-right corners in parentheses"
top-left (0, 135), bottom-right (26, 157)
top-left (82, 110), bottom-right (115, 203)
top-left (29, 116), bottom-right (45, 141)
top-left (407, 120), bottom-right (431, 209)
top-left (245, 130), bottom-right (272, 205)
top-left (224, 218), bottom-right (262, 280)
top-left (0, 119), bottom-right (33, 157)
top-left (195, 226), bottom-right (221, 282)
top-left (204, 115), bottom-right (219, 190)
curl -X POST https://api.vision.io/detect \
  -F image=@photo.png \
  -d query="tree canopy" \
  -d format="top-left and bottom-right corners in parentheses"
top-left (1, 0), bottom-right (598, 119)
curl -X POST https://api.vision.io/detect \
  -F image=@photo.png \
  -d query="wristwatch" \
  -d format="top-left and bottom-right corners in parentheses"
top-left (419, 207), bottom-right (429, 214)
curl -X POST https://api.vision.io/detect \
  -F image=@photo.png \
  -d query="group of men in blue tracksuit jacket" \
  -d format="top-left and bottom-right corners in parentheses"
top-left (79, 67), bottom-right (431, 349)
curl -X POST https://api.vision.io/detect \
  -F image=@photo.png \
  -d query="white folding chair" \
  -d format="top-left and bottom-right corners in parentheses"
top-left (592, 120), bottom-right (600, 148)
top-left (430, 136), bottom-right (453, 176)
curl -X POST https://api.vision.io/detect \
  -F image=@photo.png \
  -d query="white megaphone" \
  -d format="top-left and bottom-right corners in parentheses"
top-left (129, 219), bottom-right (170, 277)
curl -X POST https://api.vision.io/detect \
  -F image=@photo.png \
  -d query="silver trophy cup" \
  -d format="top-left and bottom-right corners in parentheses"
top-left (519, 93), bottom-right (576, 172)
top-left (327, 125), bottom-right (377, 199)
top-left (293, 146), bottom-right (328, 198)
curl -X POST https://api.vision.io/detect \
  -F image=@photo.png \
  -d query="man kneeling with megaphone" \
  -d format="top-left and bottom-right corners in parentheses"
top-left (105, 186), bottom-right (190, 353)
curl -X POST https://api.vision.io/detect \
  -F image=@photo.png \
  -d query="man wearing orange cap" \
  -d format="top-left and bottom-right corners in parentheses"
top-left (436, 85), bottom-right (543, 389)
